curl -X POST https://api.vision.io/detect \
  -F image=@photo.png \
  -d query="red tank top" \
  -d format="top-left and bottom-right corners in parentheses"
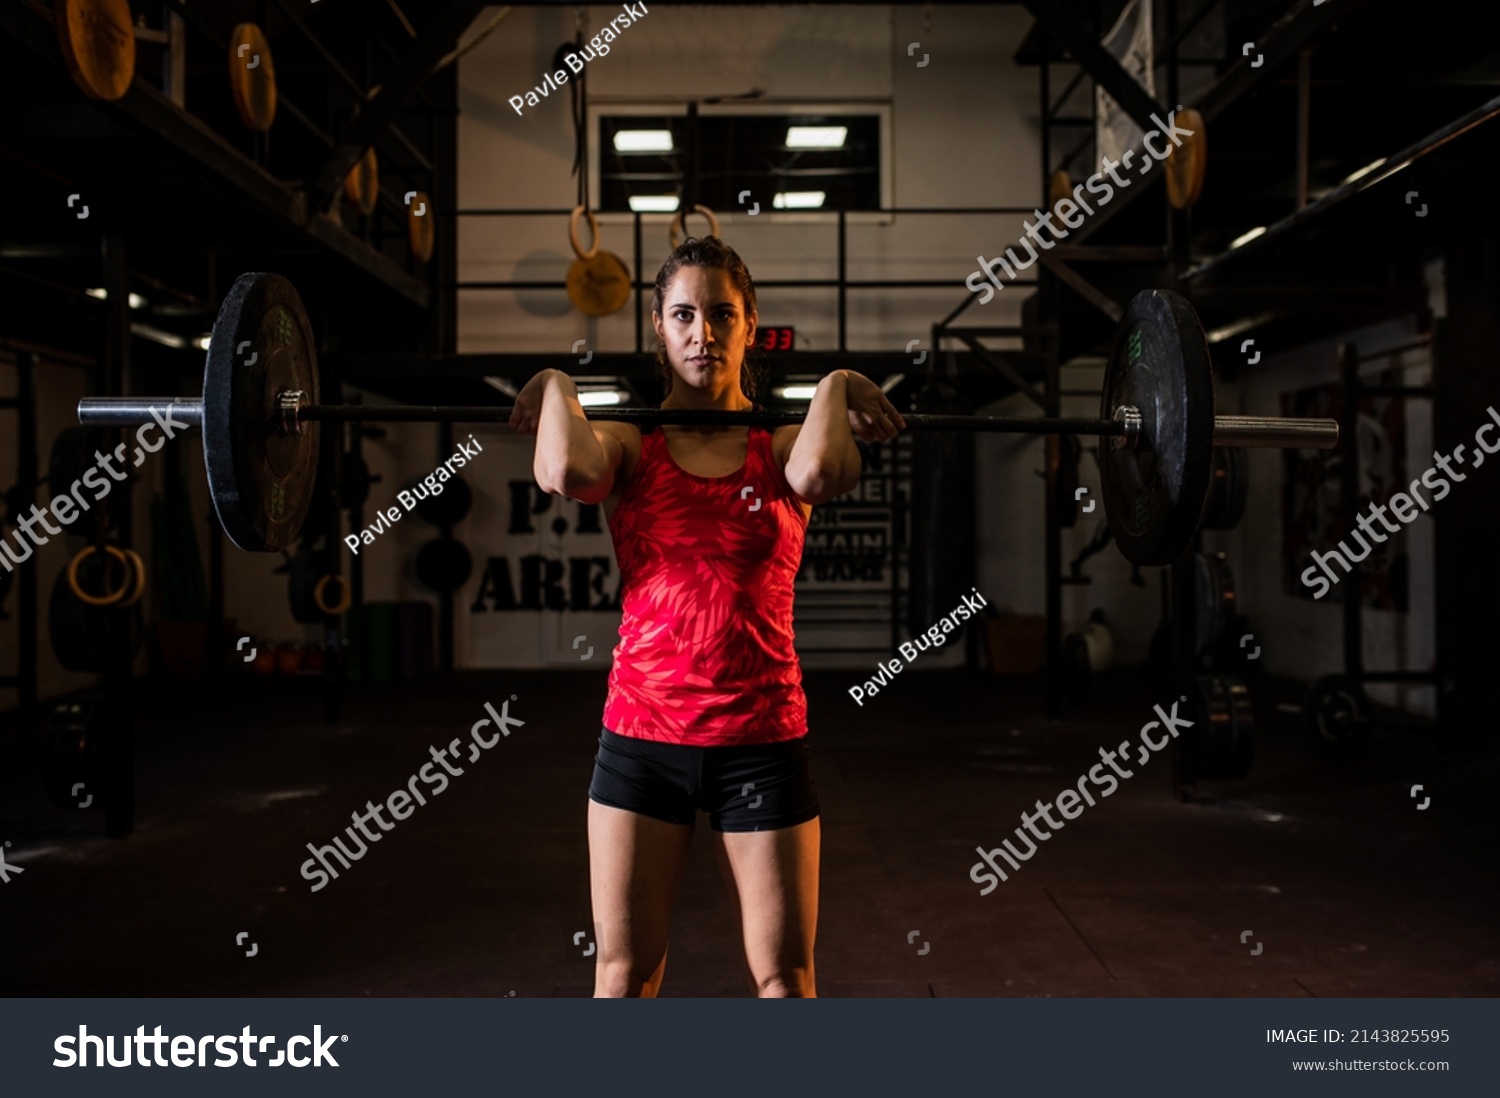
top-left (603, 425), bottom-right (809, 746)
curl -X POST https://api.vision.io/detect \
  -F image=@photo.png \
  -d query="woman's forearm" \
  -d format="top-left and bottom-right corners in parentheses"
top-left (785, 370), bottom-right (862, 501)
top-left (534, 370), bottom-right (611, 495)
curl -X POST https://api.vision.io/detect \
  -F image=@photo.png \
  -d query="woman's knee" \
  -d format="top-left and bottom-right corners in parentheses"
top-left (594, 957), bottom-right (665, 998)
top-left (754, 966), bottom-right (815, 998)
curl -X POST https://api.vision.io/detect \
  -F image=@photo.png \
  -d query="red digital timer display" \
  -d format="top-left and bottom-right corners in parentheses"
top-left (758, 326), bottom-right (795, 351)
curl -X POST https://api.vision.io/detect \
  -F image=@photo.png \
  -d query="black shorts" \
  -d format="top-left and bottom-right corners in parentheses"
top-left (587, 728), bottom-right (820, 832)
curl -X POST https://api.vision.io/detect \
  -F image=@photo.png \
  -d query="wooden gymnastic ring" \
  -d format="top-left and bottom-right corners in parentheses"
top-left (66, 545), bottom-right (131, 608)
top-left (669, 205), bottom-right (720, 249)
top-left (116, 548), bottom-right (148, 609)
top-left (569, 205), bottom-right (600, 260)
top-left (314, 574), bottom-right (352, 616)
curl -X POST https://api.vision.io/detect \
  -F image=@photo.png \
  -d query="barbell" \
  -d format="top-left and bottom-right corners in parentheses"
top-left (76, 272), bottom-right (1337, 564)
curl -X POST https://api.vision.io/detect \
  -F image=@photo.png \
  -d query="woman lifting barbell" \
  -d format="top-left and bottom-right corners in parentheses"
top-left (509, 236), bottom-right (905, 997)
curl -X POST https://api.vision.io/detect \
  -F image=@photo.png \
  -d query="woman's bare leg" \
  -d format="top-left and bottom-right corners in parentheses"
top-left (717, 817), bottom-right (820, 997)
top-left (588, 800), bottom-right (695, 997)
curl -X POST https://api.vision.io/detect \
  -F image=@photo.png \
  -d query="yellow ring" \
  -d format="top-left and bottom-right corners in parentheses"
top-left (669, 204), bottom-right (721, 249)
top-left (314, 574), bottom-right (352, 616)
top-left (67, 545), bottom-right (131, 607)
top-left (117, 548), bottom-right (148, 609)
top-left (568, 205), bottom-right (600, 260)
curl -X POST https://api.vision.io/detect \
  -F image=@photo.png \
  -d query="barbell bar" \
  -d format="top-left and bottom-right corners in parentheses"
top-left (72, 272), bottom-right (1338, 564)
top-left (75, 397), bottom-right (1338, 450)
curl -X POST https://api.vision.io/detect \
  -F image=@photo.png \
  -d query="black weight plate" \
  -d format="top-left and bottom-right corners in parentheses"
top-left (1302, 674), bottom-right (1372, 759)
top-left (1101, 290), bottom-right (1215, 566)
top-left (1192, 673), bottom-right (1256, 780)
top-left (1193, 552), bottom-right (1235, 657)
top-left (411, 475), bottom-right (472, 527)
top-left (1201, 446), bottom-right (1248, 530)
top-left (412, 536), bottom-right (473, 593)
top-left (203, 272), bottom-right (320, 552)
top-left (43, 696), bottom-right (104, 810)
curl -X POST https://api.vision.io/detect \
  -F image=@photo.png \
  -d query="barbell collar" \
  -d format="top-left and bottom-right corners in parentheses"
top-left (1111, 405), bottom-right (1144, 452)
top-left (75, 396), bottom-right (1338, 449)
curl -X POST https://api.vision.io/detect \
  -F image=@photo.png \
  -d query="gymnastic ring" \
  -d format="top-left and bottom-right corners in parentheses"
top-left (66, 544), bottom-right (131, 608)
top-left (569, 205), bottom-right (600, 260)
top-left (116, 548), bottom-right (149, 609)
top-left (669, 204), bottom-right (720, 249)
top-left (314, 574), bottom-right (352, 616)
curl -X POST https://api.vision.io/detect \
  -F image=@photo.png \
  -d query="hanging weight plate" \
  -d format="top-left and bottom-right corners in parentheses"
top-left (343, 145), bottom-right (380, 216)
top-left (228, 23), bottom-right (277, 132)
top-left (412, 537), bottom-right (473, 594)
top-left (566, 251), bottom-right (633, 317)
top-left (203, 273), bottom-right (321, 553)
top-left (407, 190), bottom-right (435, 262)
top-left (1302, 674), bottom-right (1372, 758)
top-left (411, 474), bottom-right (472, 526)
top-left (1164, 108), bottom-right (1207, 210)
top-left (56, 0), bottom-right (136, 102)
top-left (1100, 289), bottom-right (1215, 566)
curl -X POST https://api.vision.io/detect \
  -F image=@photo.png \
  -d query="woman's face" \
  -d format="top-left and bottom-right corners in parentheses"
top-left (652, 266), bottom-right (757, 398)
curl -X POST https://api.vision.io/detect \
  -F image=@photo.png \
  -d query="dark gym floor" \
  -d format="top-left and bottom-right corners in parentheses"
top-left (1, 668), bottom-right (1496, 998)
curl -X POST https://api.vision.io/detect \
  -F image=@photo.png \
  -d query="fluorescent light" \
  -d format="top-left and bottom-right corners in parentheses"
top-left (773, 191), bottom-right (826, 210)
top-left (194, 335), bottom-right (213, 351)
top-left (786, 125), bottom-right (847, 149)
top-left (578, 389), bottom-right (629, 407)
top-left (1229, 226), bottom-right (1267, 250)
top-left (613, 129), bottom-right (673, 153)
top-left (1341, 158), bottom-right (1386, 186)
top-left (880, 373), bottom-right (905, 393)
top-left (85, 287), bottom-right (148, 309)
top-left (483, 376), bottom-right (518, 396)
top-left (774, 385), bottom-right (818, 400)
top-left (628, 195), bottom-right (681, 213)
